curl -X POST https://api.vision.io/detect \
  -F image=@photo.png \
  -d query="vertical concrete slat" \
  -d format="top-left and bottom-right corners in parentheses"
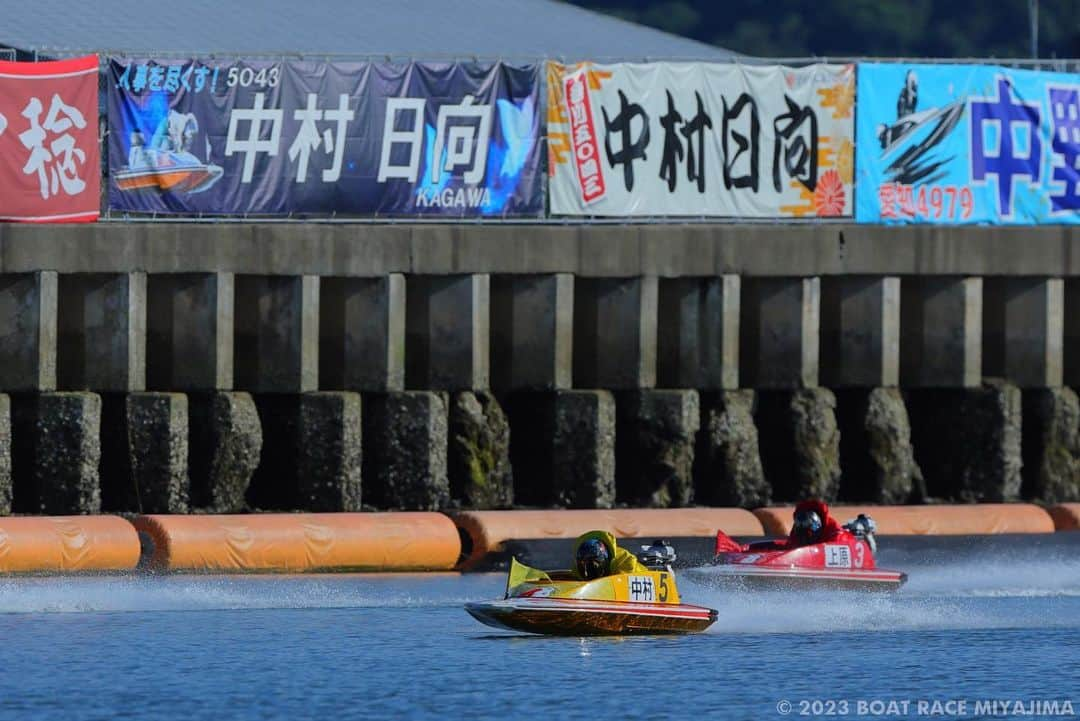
top-left (901, 276), bottom-right (982, 388)
top-left (741, 277), bottom-right (820, 389)
top-left (147, 272), bottom-right (234, 391)
top-left (984, 277), bottom-right (1063, 388)
top-left (234, 275), bottom-right (319, 393)
top-left (406, 274), bottom-right (490, 391)
top-left (573, 276), bottom-right (658, 389)
top-left (490, 273), bottom-right (574, 391)
top-left (821, 276), bottom-right (901, 388)
top-left (57, 272), bottom-right (146, 392)
top-left (320, 274), bottom-right (406, 392)
top-left (658, 275), bottom-right (739, 390)
top-left (0, 271), bottom-right (57, 391)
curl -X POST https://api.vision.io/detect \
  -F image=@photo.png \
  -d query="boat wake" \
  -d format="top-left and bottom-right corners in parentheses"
top-left (680, 554), bottom-right (1080, 635)
top-left (0, 573), bottom-right (505, 615)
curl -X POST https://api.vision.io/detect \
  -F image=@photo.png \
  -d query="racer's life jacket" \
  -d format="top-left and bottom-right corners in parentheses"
top-left (571, 530), bottom-right (649, 579)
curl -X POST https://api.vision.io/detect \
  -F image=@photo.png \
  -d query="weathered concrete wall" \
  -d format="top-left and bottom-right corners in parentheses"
top-left (741, 277), bottom-right (819, 389)
top-left (13, 392), bottom-right (101, 515)
top-left (364, 391), bottom-right (449, 510)
top-left (234, 275), bottom-right (319, 393)
top-left (574, 277), bottom-right (657, 389)
top-left (757, 389), bottom-right (841, 502)
top-left (298, 391), bottom-right (362, 512)
top-left (6, 223), bottom-right (1080, 277)
top-left (836, 388), bottom-right (923, 504)
top-left (616, 390), bottom-right (700, 507)
top-left (908, 381), bottom-right (1022, 502)
top-left (126, 392), bottom-right (189, 514)
top-left (319, 275), bottom-right (405, 392)
top-left (0, 271), bottom-right (57, 391)
top-left (147, 273), bottom-right (233, 391)
top-left (658, 276), bottom-right (739, 390)
top-left (406, 275), bottom-right (489, 391)
top-left (695, 390), bottom-right (769, 508)
top-left (448, 391), bottom-right (513, 508)
top-left (188, 392), bottom-right (261, 512)
top-left (490, 274), bottom-right (573, 391)
top-left (1022, 387), bottom-right (1080, 503)
top-left (57, 273), bottom-right (146, 392)
top-left (552, 390), bottom-right (615, 508)
top-left (4, 224), bottom-right (1080, 512)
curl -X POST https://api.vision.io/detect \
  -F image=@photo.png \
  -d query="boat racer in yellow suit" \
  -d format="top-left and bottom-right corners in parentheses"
top-left (572, 530), bottom-right (649, 580)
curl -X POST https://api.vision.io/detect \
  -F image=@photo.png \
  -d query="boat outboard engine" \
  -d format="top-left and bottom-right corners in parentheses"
top-left (637, 540), bottom-right (677, 571)
top-left (843, 514), bottom-right (878, 554)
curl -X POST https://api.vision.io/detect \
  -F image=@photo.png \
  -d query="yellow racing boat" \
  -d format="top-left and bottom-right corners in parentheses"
top-left (465, 542), bottom-right (718, 636)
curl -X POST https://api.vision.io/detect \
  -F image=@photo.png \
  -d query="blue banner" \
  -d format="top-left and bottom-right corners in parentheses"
top-left (856, 63), bottom-right (1080, 224)
top-left (106, 59), bottom-right (542, 217)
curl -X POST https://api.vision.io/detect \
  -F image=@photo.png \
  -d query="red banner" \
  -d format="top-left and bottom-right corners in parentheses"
top-left (0, 55), bottom-right (99, 222)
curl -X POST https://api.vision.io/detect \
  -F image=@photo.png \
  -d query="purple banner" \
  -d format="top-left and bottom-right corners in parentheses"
top-left (107, 58), bottom-right (542, 217)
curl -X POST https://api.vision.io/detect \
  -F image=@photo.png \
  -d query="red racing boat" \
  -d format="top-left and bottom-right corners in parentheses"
top-left (701, 514), bottom-right (907, 591)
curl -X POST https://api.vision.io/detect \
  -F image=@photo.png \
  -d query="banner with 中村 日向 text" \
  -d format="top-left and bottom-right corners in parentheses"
top-left (106, 58), bottom-right (543, 216)
top-left (856, 62), bottom-right (1080, 224)
top-left (0, 55), bottom-right (100, 222)
top-left (547, 61), bottom-right (855, 217)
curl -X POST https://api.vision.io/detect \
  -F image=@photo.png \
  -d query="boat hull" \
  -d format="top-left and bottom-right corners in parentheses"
top-left (465, 597), bottom-right (718, 636)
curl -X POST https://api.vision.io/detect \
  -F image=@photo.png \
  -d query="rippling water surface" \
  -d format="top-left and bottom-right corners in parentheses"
top-left (0, 548), bottom-right (1078, 720)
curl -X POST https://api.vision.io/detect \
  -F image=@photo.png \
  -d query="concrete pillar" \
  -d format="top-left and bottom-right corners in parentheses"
top-left (695, 390), bottom-right (769, 508)
top-left (406, 275), bottom-right (489, 391)
top-left (491, 274), bottom-right (573, 391)
top-left (234, 275), bottom-right (319, 393)
top-left (448, 391), bottom-right (513, 508)
top-left (298, 392), bottom-right (362, 512)
top-left (0, 271), bottom-right (57, 391)
top-left (364, 391), bottom-right (449, 510)
top-left (320, 275), bottom-right (405, 392)
top-left (0, 394), bottom-right (9, 515)
top-left (57, 273), bottom-right (146, 391)
top-left (13, 392), bottom-right (101, 514)
top-left (900, 277), bottom-right (982, 388)
top-left (616, 390), bottom-right (700, 507)
top-left (821, 276), bottom-right (900, 387)
top-left (907, 381), bottom-right (1021, 501)
top-left (573, 277), bottom-right (658, 389)
top-left (189, 392), bottom-right (261, 512)
top-left (658, 276), bottom-right (739, 390)
top-left (553, 390), bottom-right (615, 508)
top-left (1022, 387), bottom-right (1080, 504)
top-left (126, 392), bottom-right (189, 513)
top-left (756, 389), bottom-right (840, 502)
top-left (740, 277), bottom-right (820, 389)
top-left (983, 277), bottom-right (1063, 388)
top-left (835, 388), bottom-right (922, 504)
top-left (147, 273), bottom-right (233, 391)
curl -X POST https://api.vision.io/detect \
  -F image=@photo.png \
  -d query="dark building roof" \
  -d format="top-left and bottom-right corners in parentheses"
top-left (0, 0), bottom-right (735, 61)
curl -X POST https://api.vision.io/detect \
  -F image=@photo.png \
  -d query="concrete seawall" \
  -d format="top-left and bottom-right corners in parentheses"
top-left (2, 223), bottom-right (1080, 513)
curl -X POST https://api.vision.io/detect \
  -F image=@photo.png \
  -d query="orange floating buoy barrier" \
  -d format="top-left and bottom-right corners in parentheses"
top-left (453, 508), bottom-right (764, 568)
top-left (1048, 504), bottom-right (1080, 531)
top-left (132, 513), bottom-right (461, 572)
top-left (754, 504), bottom-right (1056, 537)
top-left (0, 516), bottom-right (141, 573)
